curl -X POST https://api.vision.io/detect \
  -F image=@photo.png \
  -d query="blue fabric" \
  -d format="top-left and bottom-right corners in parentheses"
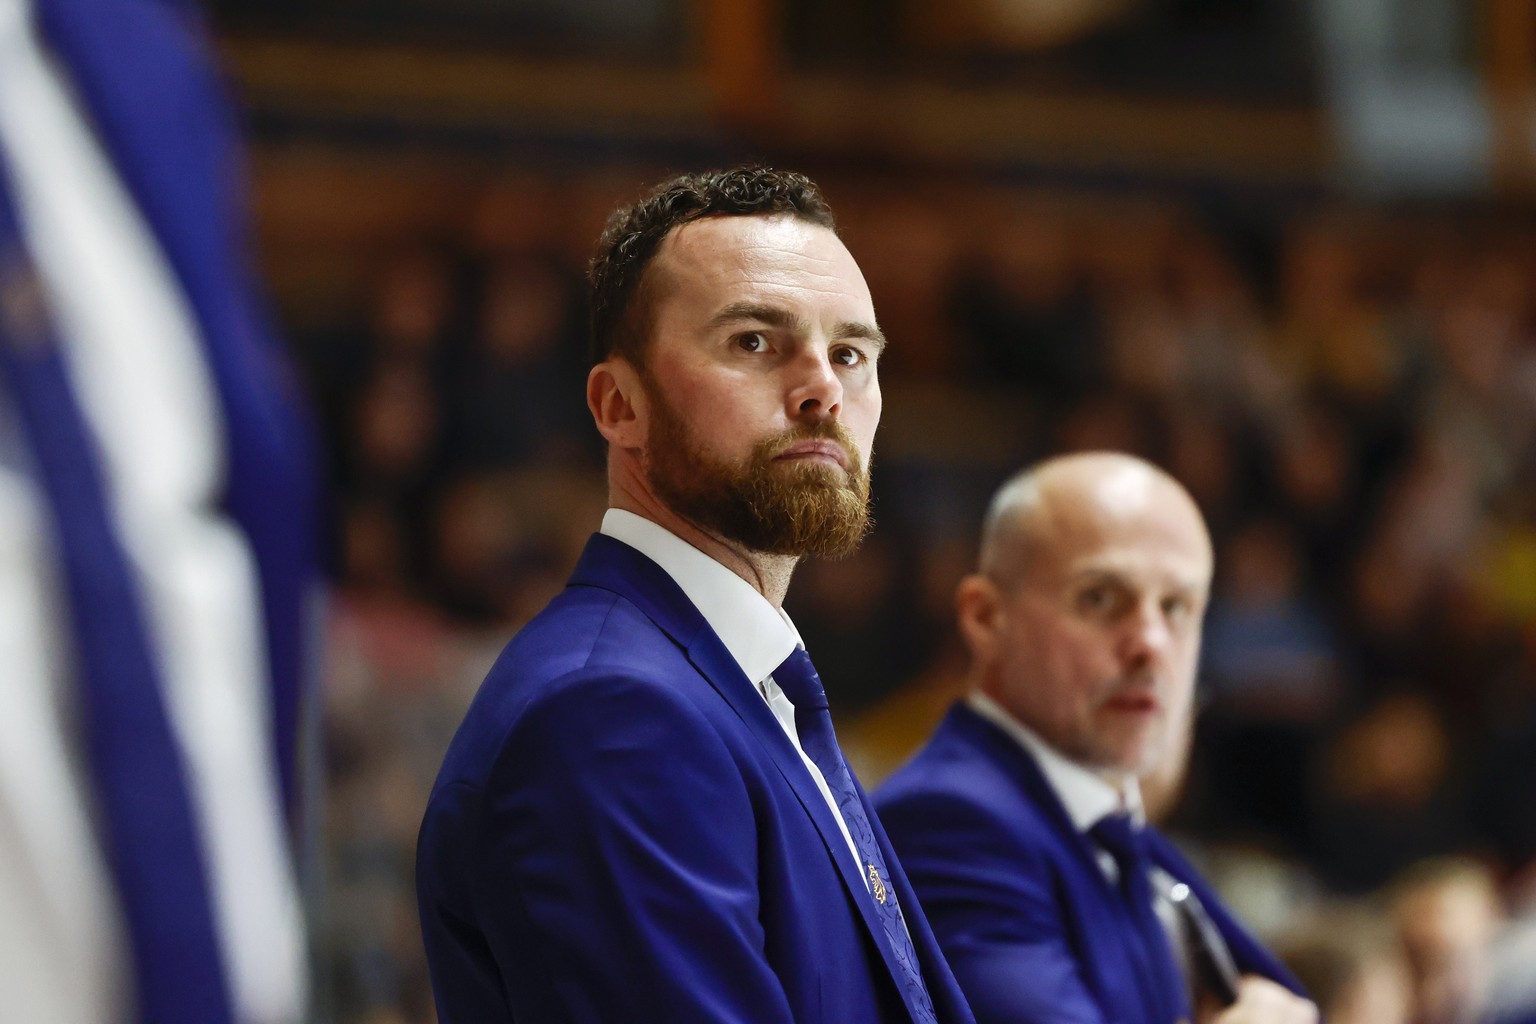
top-left (774, 647), bottom-right (940, 1024)
top-left (1088, 814), bottom-right (1188, 1022)
top-left (417, 533), bottom-right (975, 1024)
top-left (34, 0), bottom-right (319, 821)
top-left (1, 1), bottom-right (317, 1020)
top-left (876, 703), bottom-right (1307, 1024)
top-left (0, 189), bottom-right (233, 1024)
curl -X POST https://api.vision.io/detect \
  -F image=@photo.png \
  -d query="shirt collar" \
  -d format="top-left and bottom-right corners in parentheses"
top-left (601, 509), bottom-right (800, 684)
top-left (966, 692), bottom-right (1144, 832)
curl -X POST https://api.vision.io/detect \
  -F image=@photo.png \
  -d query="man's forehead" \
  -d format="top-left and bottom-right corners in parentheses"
top-left (658, 212), bottom-right (827, 262)
top-left (661, 215), bottom-right (857, 278)
top-left (1027, 481), bottom-right (1212, 588)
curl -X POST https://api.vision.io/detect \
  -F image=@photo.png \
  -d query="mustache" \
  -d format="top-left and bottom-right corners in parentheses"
top-left (1103, 671), bottom-right (1158, 698)
top-left (755, 422), bottom-right (864, 470)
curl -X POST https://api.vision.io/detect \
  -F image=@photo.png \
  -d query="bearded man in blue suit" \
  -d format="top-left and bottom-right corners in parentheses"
top-left (417, 166), bottom-right (974, 1024)
top-left (876, 453), bottom-right (1316, 1024)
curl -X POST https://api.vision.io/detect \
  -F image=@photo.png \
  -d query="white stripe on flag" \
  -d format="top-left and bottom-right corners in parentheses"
top-left (0, 403), bottom-right (128, 1024)
top-left (0, 3), bottom-right (307, 1022)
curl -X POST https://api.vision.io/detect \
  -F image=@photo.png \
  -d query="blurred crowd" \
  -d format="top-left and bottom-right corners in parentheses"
top-left (288, 168), bottom-right (1536, 1024)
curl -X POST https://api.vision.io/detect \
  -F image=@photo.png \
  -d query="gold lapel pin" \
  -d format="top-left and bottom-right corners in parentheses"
top-left (867, 863), bottom-right (888, 905)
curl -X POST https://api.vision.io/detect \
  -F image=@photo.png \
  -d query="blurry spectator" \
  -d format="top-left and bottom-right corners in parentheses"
top-left (837, 195), bottom-right (963, 383)
top-left (1422, 253), bottom-right (1536, 497)
top-left (1313, 698), bottom-right (1478, 893)
top-left (1390, 858), bottom-right (1504, 1024)
top-left (1203, 518), bottom-right (1340, 713)
top-left (1343, 527), bottom-right (1447, 702)
top-left (953, 201), bottom-right (1106, 409)
top-left (367, 246), bottom-right (464, 369)
top-left (786, 531), bottom-right (928, 714)
top-left (305, 245), bottom-right (464, 459)
top-left (1198, 518), bottom-right (1340, 848)
top-left (464, 173), bottom-right (567, 258)
top-left (1049, 392), bottom-right (1163, 459)
top-left (1482, 871), bottom-right (1536, 1024)
top-left (1467, 629), bottom-right (1536, 875)
top-left (347, 365), bottom-right (443, 495)
top-left (336, 362), bottom-right (446, 589)
top-left (325, 497), bottom-right (488, 1024)
top-left (444, 254), bottom-right (594, 471)
top-left (1278, 908), bottom-right (1413, 1024)
top-left (329, 500), bottom-right (466, 701)
top-left (1270, 220), bottom-right (1411, 419)
top-left (426, 466), bottom-right (605, 630)
top-left (1103, 288), bottom-right (1189, 402)
top-left (1268, 403), bottom-right (1365, 597)
top-left (1162, 403), bottom-right (1255, 539)
top-left (1166, 227), bottom-right (1271, 409)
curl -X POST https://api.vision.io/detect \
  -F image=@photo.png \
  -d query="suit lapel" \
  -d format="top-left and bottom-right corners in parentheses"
top-left (948, 706), bottom-right (1169, 1019)
top-left (948, 706), bottom-right (1112, 891)
top-left (680, 630), bottom-right (921, 1016)
top-left (864, 779), bottom-right (975, 1024)
top-left (1146, 832), bottom-right (1307, 996)
top-left (568, 534), bottom-right (920, 1019)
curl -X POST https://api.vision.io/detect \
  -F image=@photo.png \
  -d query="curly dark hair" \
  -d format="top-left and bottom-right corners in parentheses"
top-left (587, 166), bottom-right (837, 366)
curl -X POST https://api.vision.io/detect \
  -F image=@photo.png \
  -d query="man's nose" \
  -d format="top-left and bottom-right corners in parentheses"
top-left (1120, 601), bottom-right (1173, 667)
top-left (787, 347), bottom-right (842, 423)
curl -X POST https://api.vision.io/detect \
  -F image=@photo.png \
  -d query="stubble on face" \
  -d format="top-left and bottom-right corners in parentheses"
top-left (1007, 601), bottom-right (1170, 779)
top-left (983, 454), bottom-right (1211, 782)
top-left (640, 372), bottom-right (873, 559)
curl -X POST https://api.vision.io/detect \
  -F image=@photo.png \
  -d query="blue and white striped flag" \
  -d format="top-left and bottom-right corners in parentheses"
top-left (0, 0), bottom-right (316, 1021)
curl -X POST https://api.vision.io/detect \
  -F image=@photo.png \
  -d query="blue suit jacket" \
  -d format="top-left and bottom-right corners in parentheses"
top-left (875, 704), bottom-right (1305, 1024)
top-left (417, 533), bottom-right (975, 1023)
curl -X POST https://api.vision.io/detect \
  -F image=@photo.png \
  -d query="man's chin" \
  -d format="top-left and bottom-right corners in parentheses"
top-left (766, 457), bottom-right (854, 489)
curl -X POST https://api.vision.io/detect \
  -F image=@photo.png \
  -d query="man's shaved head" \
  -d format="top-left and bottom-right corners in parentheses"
top-left (978, 452), bottom-right (1211, 591)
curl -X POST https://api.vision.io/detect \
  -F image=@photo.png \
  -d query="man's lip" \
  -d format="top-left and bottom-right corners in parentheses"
top-left (773, 440), bottom-right (849, 469)
top-left (1103, 692), bottom-right (1160, 714)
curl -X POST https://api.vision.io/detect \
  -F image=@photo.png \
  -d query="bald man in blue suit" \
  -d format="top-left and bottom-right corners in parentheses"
top-left (417, 167), bottom-right (973, 1024)
top-left (877, 454), bottom-right (1314, 1024)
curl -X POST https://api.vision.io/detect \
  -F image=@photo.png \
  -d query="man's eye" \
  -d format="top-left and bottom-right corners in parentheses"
top-left (832, 345), bottom-right (863, 367)
top-left (736, 332), bottom-right (767, 353)
top-left (1078, 586), bottom-right (1114, 612)
top-left (1163, 594), bottom-right (1197, 621)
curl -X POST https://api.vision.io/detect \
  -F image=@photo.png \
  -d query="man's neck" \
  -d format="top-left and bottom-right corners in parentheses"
top-left (965, 689), bottom-right (1144, 829)
top-left (608, 489), bottom-right (799, 608)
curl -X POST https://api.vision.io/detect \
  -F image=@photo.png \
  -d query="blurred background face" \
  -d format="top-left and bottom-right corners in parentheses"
top-left (977, 465), bottom-right (1213, 779)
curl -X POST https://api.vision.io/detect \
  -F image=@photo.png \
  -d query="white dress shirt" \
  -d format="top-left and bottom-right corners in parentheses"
top-left (601, 509), bottom-right (867, 884)
top-left (967, 692), bottom-right (1192, 984)
top-left (967, 692), bottom-right (1140, 873)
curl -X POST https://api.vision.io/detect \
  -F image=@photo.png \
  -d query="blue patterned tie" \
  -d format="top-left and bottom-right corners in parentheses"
top-left (1090, 813), bottom-right (1191, 1024)
top-left (773, 647), bottom-right (939, 1024)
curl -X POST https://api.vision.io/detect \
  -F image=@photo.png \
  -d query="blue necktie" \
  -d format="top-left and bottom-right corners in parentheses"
top-left (773, 647), bottom-right (939, 1024)
top-left (1090, 813), bottom-right (1191, 1024)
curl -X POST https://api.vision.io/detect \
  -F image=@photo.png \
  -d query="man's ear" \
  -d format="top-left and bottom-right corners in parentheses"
top-left (587, 359), bottom-right (647, 450)
top-left (955, 573), bottom-right (1003, 665)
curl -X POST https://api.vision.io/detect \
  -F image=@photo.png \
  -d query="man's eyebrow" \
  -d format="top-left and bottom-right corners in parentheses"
top-left (832, 321), bottom-right (887, 353)
top-left (1069, 564), bottom-right (1207, 594)
top-left (708, 302), bottom-right (804, 332)
top-left (708, 302), bottom-right (888, 353)
top-left (1068, 566), bottom-right (1129, 586)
